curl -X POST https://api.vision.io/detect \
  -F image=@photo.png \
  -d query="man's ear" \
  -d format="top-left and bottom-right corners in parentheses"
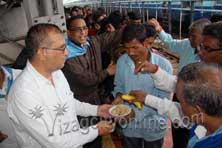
top-left (143, 39), bottom-right (147, 47)
top-left (193, 105), bottom-right (202, 113)
top-left (37, 48), bottom-right (47, 61)
top-left (193, 105), bottom-right (206, 124)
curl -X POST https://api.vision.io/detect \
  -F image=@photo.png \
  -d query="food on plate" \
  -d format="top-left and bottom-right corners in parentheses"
top-left (110, 104), bottom-right (131, 117)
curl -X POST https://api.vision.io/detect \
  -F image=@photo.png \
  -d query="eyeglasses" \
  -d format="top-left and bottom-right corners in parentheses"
top-left (69, 26), bottom-right (88, 32)
top-left (42, 45), bottom-right (66, 52)
top-left (197, 43), bottom-right (222, 53)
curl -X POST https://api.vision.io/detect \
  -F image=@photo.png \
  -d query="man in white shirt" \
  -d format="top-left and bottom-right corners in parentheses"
top-left (7, 23), bottom-right (114, 148)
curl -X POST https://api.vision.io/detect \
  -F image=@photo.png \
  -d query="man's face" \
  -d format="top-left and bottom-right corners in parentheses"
top-left (197, 35), bottom-right (222, 65)
top-left (188, 29), bottom-right (202, 48)
top-left (124, 39), bottom-right (147, 64)
top-left (68, 19), bottom-right (88, 45)
top-left (43, 31), bottom-right (68, 71)
top-left (143, 37), bottom-right (155, 49)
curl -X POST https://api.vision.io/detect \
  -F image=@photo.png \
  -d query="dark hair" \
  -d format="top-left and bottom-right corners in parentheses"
top-left (66, 15), bottom-right (84, 30)
top-left (92, 9), bottom-right (105, 23)
top-left (108, 11), bottom-right (124, 29)
top-left (70, 6), bottom-right (82, 15)
top-left (25, 23), bottom-right (62, 60)
top-left (127, 11), bottom-right (141, 20)
top-left (210, 13), bottom-right (222, 23)
top-left (85, 14), bottom-right (94, 27)
top-left (97, 7), bottom-right (106, 15)
top-left (122, 24), bottom-right (146, 44)
top-left (203, 22), bottom-right (222, 40)
top-left (178, 62), bottom-right (222, 117)
top-left (144, 24), bottom-right (157, 38)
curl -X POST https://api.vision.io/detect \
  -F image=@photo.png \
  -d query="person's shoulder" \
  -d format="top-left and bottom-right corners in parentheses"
top-left (116, 53), bottom-right (129, 64)
top-left (12, 68), bottom-right (22, 80)
top-left (12, 67), bottom-right (36, 91)
top-left (151, 52), bottom-right (171, 64)
top-left (193, 132), bottom-right (222, 148)
top-left (180, 38), bottom-right (192, 47)
top-left (12, 70), bottom-right (28, 85)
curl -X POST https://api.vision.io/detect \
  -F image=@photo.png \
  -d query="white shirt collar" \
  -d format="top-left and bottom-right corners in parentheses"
top-left (26, 61), bottom-right (56, 87)
top-left (195, 125), bottom-right (207, 139)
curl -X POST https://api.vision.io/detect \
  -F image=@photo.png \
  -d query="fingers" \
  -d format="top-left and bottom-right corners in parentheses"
top-left (97, 121), bottom-right (114, 136)
top-left (129, 90), bottom-right (146, 104)
top-left (109, 60), bottom-right (114, 65)
top-left (129, 90), bottom-right (141, 96)
top-left (111, 97), bottom-right (123, 105)
top-left (135, 61), bottom-right (146, 74)
top-left (107, 63), bottom-right (116, 76)
top-left (148, 18), bottom-right (157, 26)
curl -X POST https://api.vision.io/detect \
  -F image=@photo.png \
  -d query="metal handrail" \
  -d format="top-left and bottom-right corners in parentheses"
top-left (104, 5), bottom-right (222, 13)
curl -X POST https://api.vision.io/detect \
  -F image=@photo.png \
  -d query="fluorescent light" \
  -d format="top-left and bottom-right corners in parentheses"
top-left (63, 0), bottom-right (81, 4)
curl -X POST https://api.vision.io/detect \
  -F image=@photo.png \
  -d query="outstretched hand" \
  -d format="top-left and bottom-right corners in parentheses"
top-left (97, 104), bottom-right (112, 118)
top-left (112, 93), bottom-right (124, 105)
top-left (106, 62), bottom-right (116, 76)
top-left (97, 120), bottom-right (114, 136)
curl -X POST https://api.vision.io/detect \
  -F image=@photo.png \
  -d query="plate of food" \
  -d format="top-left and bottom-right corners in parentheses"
top-left (109, 104), bottom-right (132, 117)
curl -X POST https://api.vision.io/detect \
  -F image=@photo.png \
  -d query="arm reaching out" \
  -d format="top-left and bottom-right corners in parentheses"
top-left (129, 90), bottom-right (185, 127)
top-left (135, 61), bottom-right (177, 92)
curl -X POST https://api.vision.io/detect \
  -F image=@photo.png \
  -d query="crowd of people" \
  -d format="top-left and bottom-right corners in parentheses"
top-left (1, 5), bottom-right (222, 148)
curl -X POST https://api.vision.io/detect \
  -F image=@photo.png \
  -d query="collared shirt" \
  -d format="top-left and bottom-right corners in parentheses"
top-left (7, 61), bottom-right (99, 148)
top-left (159, 30), bottom-right (200, 72)
top-left (190, 127), bottom-right (222, 148)
top-left (66, 38), bottom-right (90, 59)
top-left (112, 52), bottom-right (173, 141)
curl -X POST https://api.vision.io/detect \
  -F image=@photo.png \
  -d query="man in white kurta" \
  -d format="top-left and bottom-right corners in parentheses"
top-left (7, 23), bottom-right (113, 148)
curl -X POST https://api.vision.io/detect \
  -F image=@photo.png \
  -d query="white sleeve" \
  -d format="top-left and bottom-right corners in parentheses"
top-left (145, 94), bottom-right (184, 124)
top-left (8, 90), bottom-right (98, 148)
top-left (73, 98), bottom-right (98, 117)
top-left (151, 67), bottom-right (177, 92)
